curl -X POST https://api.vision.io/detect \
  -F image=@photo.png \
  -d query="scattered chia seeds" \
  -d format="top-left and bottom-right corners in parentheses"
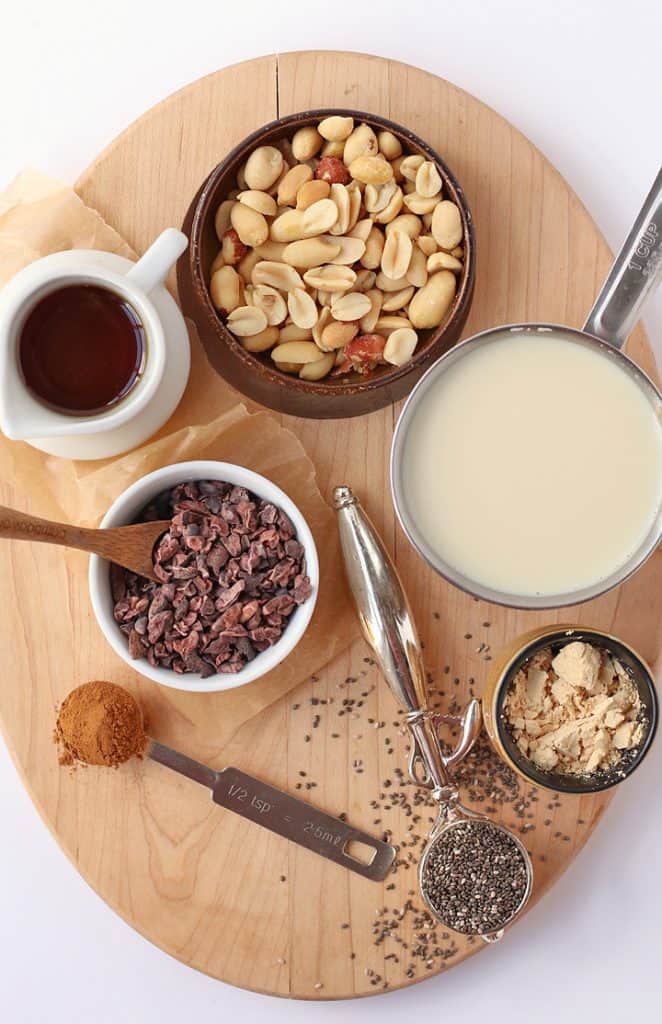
top-left (421, 821), bottom-right (529, 934)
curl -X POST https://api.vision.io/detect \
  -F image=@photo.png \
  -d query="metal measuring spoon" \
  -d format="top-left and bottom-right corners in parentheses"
top-left (335, 485), bottom-right (533, 941)
top-left (148, 738), bottom-right (396, 881)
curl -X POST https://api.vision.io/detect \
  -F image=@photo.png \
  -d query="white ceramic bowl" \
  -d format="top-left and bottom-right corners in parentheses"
top-left (89, 460), bottom-right (319, 692)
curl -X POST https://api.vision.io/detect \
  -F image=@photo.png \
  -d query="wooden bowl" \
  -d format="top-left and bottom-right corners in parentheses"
top-left (178, 109), bottom-right (476, 419)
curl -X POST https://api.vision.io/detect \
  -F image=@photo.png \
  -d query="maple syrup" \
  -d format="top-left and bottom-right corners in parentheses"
top-left (19, 283), bottom-right (145, 415)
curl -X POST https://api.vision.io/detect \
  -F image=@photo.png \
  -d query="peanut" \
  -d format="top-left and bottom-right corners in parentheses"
top-left (431, 201), bottom-right (463, 250)
top-left (312, 306), bottom-right (332, 346)
top-left (406, 245), bottom-right (429, 288)
top-left (408, 270), bottom-right (456, 328)
top-left (244, 146), bottom-right (284, 190)
top-left (383, 327), bottom-right (418, 366)
top-left (331, 291), bottom-right (372, 322)
top-left (359, 289), bottom-right (382, 332)
top-left (353, 269), bottom-right (376, 292)
top-left (291, 126), bottom-right (323, 161)
top-left (214, 199), bottom-right (235, 240)
top-left (252, 261), bottom-right (304, 291)
top-left (221, 227), bottom-right (248, 265)
top-left (271, 341), bottom-right (323, 364)
top-left (210, 266), bottom-right (244, 314)
top-left (385, 213), bottom-right (422, 239)
top-left (391, 155), bottom-right (405, 182)
top-left (241, 325), bottom-right (280, 352)
top-left (237, 190), bottom-right (278, 216)
top-left (403, 192), bottom-right (441, 215)
top-left (318, 115), bottom-right (354, 141)
top-left (329, 183), bottom-right (351, 236)
top-left (320, 321), bottom-right (359, 351)
top-left (399, 154), bottom-right (425, 181)
top-left (277, 164), bottom-right (313, 207)
top-left (378, 130), bottom-right (402, 160)
top-left (364, 179), bottom-right (398, 214)
top-left (276, 361), bottom-right (303, 374)
top-left (416, 234), bottom-right (438, 257)
top-left (381, 285), bottom-right (415, 312)
top-left (226, 305), bottom-right (268, 337)
top-left (381, 228), bottom-right (413, 281)
top-left (210, 249), bottom-right (225, 275)
top-left (252, 284), bottom-right (288, 326)
top-left (361, 226), bottom-right (385, 270)
top-left (283, 237), bottom-right (341, 268)
top-left (316, 157), bottom-right (350, 186)
top-left (303, 198), bottom-right (341, 236)
top-left (375, 271), bottom-right (410, 293)
top-left (373, 187), bottom-right (404, 225)
top-left (321, 139), bottom-right (345, 159)
top-left (299, 352), bottom-right (335, 380)
top-left (288, 288), bottom-right (319, 330)
top-left (349, 155), bottom-right (394, 186)
top-left (343, 122), bottom-right (378, 166)
top-left (321, 235), bottom-right (365, 265)
top-left (427, 251), bottom-right (463, 273)
top-left (254, 240), bottom-right (287, 262)
top-left (303, 265), bottom-right (356, 292)
top-left (415, 161), bottom-right (442, 198)
top-left (237, 248), bottom-right (261, 284)
top-left (296, 179), bottom-right (330, 210)
top-left (279, 324), bottom-right (312, 343)
top-left (270, 198), bottom-right (338, 242)
top-left (347, 184), bottom-right (362, 231)
top-left (231, 203), bottom-right (269, 247)
top-left (349, 218), bottom-right (373, 243)
top-left (375, 315), bottom-right (412, 336)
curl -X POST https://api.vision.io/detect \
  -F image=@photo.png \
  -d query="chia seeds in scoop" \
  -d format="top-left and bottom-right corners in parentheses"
top-left (421, 820), bottom-right (530, 935)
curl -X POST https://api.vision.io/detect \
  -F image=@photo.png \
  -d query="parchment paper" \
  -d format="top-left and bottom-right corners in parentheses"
top-left (0, 169), bottom-right (358, 743)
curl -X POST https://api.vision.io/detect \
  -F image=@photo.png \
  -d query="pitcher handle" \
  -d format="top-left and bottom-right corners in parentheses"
top-left (583, 167), bottom-right (662, 349)
top-left (126, 228), bottom-right (188, 295)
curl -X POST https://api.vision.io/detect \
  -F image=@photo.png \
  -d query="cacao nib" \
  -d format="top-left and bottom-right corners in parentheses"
top-left (111, 479), bottom-right (312, 679)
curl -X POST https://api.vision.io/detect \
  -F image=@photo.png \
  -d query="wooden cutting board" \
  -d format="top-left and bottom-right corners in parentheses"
top-left (1, 51), bottom-right (660, 1000)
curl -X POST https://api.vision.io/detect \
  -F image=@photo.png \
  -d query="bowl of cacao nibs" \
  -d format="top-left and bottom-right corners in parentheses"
top-left (177, 109), bottom-right (475, 418)
top-left (89, 461), bottom-right (318, 692)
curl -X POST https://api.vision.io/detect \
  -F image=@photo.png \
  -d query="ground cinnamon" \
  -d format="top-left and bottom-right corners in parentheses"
top-left (54, 680), bottom-right (146, 767)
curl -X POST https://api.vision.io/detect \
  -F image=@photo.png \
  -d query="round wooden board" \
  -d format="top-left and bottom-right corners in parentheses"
top-left (2, 52), bottom-right (660, 1000)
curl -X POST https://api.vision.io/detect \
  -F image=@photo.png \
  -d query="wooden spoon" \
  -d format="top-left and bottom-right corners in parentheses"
top-left (0, 505), bottom-right (169, 582)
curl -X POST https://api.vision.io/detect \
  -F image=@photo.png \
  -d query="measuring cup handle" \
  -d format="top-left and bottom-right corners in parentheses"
top-left (583, 166), bottom-right (662, 349)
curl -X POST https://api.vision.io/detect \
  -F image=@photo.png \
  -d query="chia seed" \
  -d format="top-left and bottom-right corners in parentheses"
top-left (421, 821), bottom-right (529, 935)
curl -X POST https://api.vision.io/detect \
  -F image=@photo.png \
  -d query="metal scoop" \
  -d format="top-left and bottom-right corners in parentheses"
top-left (335, 484), bottom-right (533, 941)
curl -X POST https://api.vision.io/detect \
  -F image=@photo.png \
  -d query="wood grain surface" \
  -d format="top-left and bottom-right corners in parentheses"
top-left (0, 51), bottom-right (659, 1000)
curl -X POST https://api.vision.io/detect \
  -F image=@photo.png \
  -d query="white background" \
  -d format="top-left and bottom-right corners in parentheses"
top-left (1, 2), bottom-right (661, 1022)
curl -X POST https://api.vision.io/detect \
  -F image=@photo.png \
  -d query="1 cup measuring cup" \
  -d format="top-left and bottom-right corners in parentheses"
top-left (335, 485), bottom-right (533, 942)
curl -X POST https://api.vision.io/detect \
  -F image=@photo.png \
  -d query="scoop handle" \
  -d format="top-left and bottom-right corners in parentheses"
top-left (583, 166), bottom-right (662, 348)
top-left (334, 485), bottom-right (428, 714)
top-left (335, 485), bottom-right (483, 798)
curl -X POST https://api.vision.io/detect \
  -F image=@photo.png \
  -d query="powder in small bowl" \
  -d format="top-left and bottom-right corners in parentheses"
top-left (55, 680), bottom-right (146, 767)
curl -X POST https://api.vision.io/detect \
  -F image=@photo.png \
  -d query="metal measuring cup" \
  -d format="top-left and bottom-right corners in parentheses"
top-left (391, 167), bottom-right (662, 610)
top-left (335, 485), bottom-right (533, 942)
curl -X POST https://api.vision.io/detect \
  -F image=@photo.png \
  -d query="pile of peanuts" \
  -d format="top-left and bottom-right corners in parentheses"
top-left (208, 116), bottom-right (465, 380)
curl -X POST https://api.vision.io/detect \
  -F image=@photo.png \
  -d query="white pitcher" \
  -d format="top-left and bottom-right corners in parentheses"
top-left (0, 228), bottom-right (190, 460)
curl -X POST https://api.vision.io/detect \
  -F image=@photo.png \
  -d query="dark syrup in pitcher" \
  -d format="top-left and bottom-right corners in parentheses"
top-left (19, 284), bottom-right (145, 415)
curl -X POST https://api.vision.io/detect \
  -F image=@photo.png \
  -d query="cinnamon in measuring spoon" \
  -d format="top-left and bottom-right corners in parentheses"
top-left (54, 680), bottom-right (146, 767)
